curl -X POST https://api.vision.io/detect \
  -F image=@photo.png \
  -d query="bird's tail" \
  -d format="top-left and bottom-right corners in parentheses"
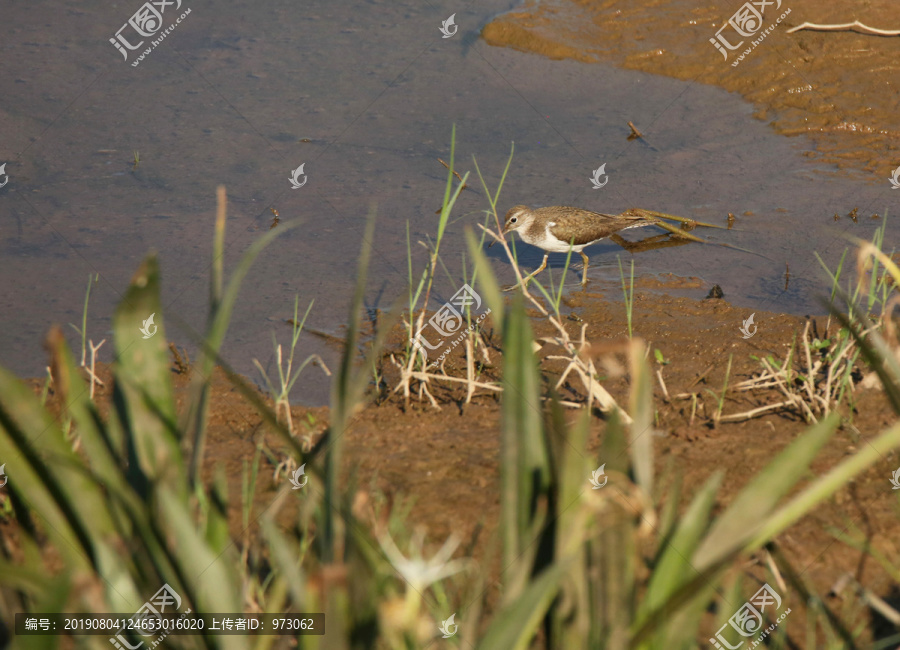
top-left (620, 214), bottom-right (657, 230)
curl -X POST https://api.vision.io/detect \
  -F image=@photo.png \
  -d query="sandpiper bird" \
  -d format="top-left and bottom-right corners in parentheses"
top-left (500, 205), bottom-right (656, 286)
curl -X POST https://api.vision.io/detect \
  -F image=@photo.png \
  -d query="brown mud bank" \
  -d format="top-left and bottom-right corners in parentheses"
top-left (482, 0), bottom-right (900, 177)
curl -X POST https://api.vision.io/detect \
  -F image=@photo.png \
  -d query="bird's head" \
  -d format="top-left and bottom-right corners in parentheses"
top-left (488, 206), bottom-right (532, 248)
top-left (501, 205), bottom-right (532, 235)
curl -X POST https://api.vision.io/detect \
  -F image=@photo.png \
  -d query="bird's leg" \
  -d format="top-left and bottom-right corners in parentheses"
top-left (522, 254), bottom-right (549, 286)
top-left (580, 251), bottom-right (590, 286)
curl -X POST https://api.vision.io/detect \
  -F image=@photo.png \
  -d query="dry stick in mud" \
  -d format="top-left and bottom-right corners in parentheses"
top-left (787, 21), bottom-right (900, 36)
top-left (627, 121), bottom-right (644, 140)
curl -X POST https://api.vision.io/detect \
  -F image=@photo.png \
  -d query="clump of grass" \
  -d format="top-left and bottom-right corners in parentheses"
top-left (390, 125), bottom-right (498, 410)
top-left (705, 352), bottom-right (732, 426)
top-left (67, 272), bottom-right (97, 366)
top-left (729, 217), bottom-right (892, 425)
top-left (253, 294), bottom-right (330, 449)
top-left (392, 126), bottom-right (469, 406)
top-left (618, 254), bottom-right (635, 337)
top-left (733, 320), bottom-right (865, 424)
top-left (65, 272), bottom-right (106, 400)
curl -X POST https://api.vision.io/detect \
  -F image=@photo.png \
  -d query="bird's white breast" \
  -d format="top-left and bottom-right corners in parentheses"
top-left (530, 221), bottom-right (589, 253)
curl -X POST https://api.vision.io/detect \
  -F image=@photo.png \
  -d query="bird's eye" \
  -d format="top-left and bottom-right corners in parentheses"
top-left (510, 217), bottom-right (517, 223)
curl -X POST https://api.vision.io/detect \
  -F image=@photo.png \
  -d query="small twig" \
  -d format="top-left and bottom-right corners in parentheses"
top-left (437, 158), bottom-right (468, 189)
top-left (87, 339), bottom-right (107, 400)
top-left (303, 327), bottom-right (346, 346)
top-left (801, 321), bottom-right (818, 407)
top-left (627, 121), bottom-right (643, 140)
top-left (761, 357), bottom-right (817, 423)
top-left (787, 21), bottom-right (900, 37)
top-left (717, 401), bottom-right (794, 423)
top-left (686, 364), bottom-right (715, 389)
top-left (465, 337), bottom-right (475, 405)
top-left (477, 223), bottom-right (546, 309)
top-left (735, 373), bottom-right (783, 391)
top-left (656, 368), bottom-right (670, 401)
top-left (409, 371), bottom-right (501, 392)
top-left (764, 549), bottom-right (788, 595)
top-left (169, 342), bottom-right (190, 374)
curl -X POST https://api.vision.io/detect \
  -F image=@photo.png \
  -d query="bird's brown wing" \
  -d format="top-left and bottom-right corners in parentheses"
top-left (547, 211), bottom-right (650, 246)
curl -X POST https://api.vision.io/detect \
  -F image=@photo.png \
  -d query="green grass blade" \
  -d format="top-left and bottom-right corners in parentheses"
top-left (157, 487), bottom-right (243, 648)
top-left (186, 214), bottom-right (302, 485)
top-left (635, 472), bottom-right (722, 627)
top-left (112, 255), bottom-right (182, 496)
top-left (324, 205), bottom-right (379, 563)
top-left (825, 295), bottom-right (900, 414)
top-left (465, 229), bottom-right (504, 327)
top-left (748, 418), bottom-right (900, 549)
top-left (0, 368), bottom-right (98, 571)
top-left (628, 341), bottom-right (654, 495)
top-left (476, 562), bottom-right (569, 650)
top-left (499, 294), bottom-right (548, 598)
top-left (693, 413), bottom-right (839, 571)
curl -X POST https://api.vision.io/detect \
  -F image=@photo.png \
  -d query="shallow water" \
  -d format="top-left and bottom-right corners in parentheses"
top-left (0, 0), bottom-right (891, 405)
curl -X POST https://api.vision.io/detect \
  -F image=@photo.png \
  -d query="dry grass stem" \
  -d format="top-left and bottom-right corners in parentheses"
top-left (787, 21), bottom-right (900, 36)
top-left (465, 337), bottom-right (476, 404)
top-left (716, 401), bottom-right (797, 423)
top-left (540, 322), bottom-right (630, 422)
top-left (87, 338), bottom-right (106, 400)
top-left (656, 369), bottom-right (670, 401)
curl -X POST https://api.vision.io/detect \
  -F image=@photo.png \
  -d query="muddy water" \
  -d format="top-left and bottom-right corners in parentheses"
top-left (0, 0), bottom-right (892, 406)
top-left (483, 0), bottom-right (900, 177)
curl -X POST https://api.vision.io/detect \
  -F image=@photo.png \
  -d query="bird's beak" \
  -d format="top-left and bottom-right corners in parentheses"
top-left (488, 225), bottom-right (508, 249)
